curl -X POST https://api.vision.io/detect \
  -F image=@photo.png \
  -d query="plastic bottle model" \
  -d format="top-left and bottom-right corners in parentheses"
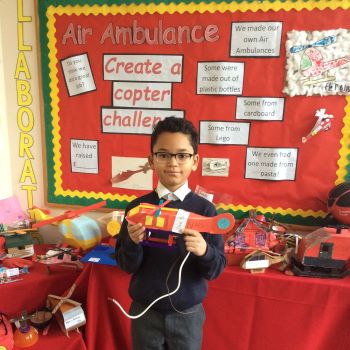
top-left (13, 313), bottom-right (38, 348)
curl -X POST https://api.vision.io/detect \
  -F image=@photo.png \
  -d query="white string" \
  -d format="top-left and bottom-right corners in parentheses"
top-left (166, 257), bottom-right (196, 315)
top-left (108, 251), bottom-right (191, 319)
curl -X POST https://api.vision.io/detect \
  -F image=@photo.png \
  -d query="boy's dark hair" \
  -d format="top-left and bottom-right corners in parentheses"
top-left (151, 116), bottom-right (198, 154)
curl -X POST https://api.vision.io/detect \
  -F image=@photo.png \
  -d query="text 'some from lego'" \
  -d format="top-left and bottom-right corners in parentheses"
top-left (199, 121), bottom-right (250, 145)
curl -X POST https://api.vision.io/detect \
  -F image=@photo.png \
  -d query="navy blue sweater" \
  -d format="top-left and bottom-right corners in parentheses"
top-left (115, 190), bottom-right (226, 313)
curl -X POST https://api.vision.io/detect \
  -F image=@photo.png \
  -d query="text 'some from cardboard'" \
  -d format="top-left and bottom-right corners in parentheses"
top-left (236, 97), bottom-right (285, 121)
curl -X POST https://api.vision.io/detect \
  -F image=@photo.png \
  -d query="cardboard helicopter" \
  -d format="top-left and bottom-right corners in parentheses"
top-left (126, 201), bottom-right (235, 247)
top-left (31, 201), bottom-right (106, 250)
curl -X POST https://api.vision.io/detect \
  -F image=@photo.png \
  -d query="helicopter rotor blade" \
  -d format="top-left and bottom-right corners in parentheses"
top-left (290, 44), bottom-right (311, 53)
top-left (312, 35), bottom-right (336, 47)
top-left (290, 35), bottom-right (336, 53)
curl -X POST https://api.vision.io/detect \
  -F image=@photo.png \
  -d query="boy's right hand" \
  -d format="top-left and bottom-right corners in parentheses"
top-left (127, 223), bottom-right (146, 244)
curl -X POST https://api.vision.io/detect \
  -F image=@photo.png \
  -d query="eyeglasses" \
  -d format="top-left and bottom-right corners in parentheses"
top-left (153, 152), bottom-right (194, 164)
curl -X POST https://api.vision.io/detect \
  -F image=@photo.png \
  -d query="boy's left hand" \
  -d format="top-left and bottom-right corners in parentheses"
top-left (182, 228), bottom-right (207, 256)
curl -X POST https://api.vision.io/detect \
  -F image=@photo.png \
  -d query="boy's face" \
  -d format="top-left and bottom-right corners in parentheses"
top-left (149, 132), bottom-right (199, 192)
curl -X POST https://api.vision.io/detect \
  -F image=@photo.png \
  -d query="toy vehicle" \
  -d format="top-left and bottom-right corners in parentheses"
top-left (28, 206), bottom-right (52, 223)
top-left (127, 203), bottom-right (235, 234)
top-left (31, 201), bottom-right (106, 250)
top-left (292, 226), bottom-right (350, 278)
top-left (226, 215), bottom-right (280, 252)
top-left (126, 201), bottom-right (235, 247)
top-left (224, 210), bottom-right (289, 266)
top-left (32, 247), bottom-right (83, 272)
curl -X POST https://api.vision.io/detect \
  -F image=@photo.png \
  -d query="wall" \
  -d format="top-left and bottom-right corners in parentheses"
top-left (0, 0), bottom-right (105, 242)
top-left (0, 0), bottom-right (44, 206)
top-left (0, 15), bottom-right (13, 199)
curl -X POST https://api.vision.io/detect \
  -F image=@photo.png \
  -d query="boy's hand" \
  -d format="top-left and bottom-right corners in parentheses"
top-left (127, 223), bottom-right (145, 244)
top-left (182, 228), bottom-right (207, 256)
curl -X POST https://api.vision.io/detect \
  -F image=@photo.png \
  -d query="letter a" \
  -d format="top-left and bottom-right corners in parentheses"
top-left (171, 63), bottom-right (182, 75)
top-left (62, 23), bottom-right (78, 45)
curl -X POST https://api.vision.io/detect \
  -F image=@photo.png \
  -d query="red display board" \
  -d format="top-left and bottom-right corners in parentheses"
top-left (37, 0), bottom-right (350, 224)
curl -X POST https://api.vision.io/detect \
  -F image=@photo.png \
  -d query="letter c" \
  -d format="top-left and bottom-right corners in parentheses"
top-left (105, 57), bottom-right (116, 73)
top-left (191, 25), bottom-right (204, 43)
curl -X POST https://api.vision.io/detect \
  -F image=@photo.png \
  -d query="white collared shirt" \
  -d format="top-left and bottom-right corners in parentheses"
top-left (156, 181), bottom-right (191, 202)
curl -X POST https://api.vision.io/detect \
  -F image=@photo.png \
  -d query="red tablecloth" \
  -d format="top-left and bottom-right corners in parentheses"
top-left (2, 244), bottom-right (349, 350)
top-left (0, 260), bottom-right (81, 318)
top-left (77, 263), bottom-right (132, 350)
top-left (77, 263), bottom-right (350, 350)
top-left (203, 266), bottom-right (350, 350)
top-left (0, 245), bottom-right (86, 350)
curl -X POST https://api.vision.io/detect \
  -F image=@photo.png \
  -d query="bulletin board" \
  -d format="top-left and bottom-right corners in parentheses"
top-left (37, 0), bottom-right (350, 225)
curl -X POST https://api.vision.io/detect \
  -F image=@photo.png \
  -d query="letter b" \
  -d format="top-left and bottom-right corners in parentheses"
top-left (132, 20), bottom-right (145, 44)
top-left (16, 80), bottom-right (33, 106)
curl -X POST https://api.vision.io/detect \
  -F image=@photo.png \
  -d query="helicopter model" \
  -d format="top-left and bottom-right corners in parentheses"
top-left (290, 35), bottom-right (350, 86)
top-left (126, 201), bottom-right (235, 248)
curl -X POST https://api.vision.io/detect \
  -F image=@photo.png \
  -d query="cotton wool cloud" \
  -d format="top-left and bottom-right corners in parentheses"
top-left (284, 29), bottom-right (350, 96)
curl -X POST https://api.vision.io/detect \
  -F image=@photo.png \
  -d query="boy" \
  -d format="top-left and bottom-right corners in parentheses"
top-left (115, 116), bottom-right (226, 350)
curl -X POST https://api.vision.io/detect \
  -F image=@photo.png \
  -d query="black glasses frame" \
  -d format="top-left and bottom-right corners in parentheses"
top-left (153, 152), bottom-right (194, 163)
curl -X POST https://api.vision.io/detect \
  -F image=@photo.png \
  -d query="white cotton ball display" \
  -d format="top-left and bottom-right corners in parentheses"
top-left (284, 29), bottom-right (350, 96)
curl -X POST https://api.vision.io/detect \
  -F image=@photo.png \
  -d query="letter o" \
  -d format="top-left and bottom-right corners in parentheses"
top-left (17, 106), bottom-right (34, 132)
top-left (124, 89), bottom-right (132, 100)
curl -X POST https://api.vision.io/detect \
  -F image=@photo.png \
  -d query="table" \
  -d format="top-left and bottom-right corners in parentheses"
top-left (2, 245), bottom-right (349, 350)
top-left (76, 263), bottom-right (132, 350)
top-left (77, 262), bottom-right (350, 350)
top-left (0, 262), bottom-right (81, 319)
top-left (203, 266), bottom-right (350, 350)
top-left (0, 245), bottom-right (86, 350)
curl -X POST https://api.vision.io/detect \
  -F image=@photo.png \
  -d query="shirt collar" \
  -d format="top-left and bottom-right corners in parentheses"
top-left (156, 181), bottom-right (191, 202)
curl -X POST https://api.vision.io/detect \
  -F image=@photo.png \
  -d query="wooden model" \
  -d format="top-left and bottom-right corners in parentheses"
top-left (47, 284), bottom-right (86, 336)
